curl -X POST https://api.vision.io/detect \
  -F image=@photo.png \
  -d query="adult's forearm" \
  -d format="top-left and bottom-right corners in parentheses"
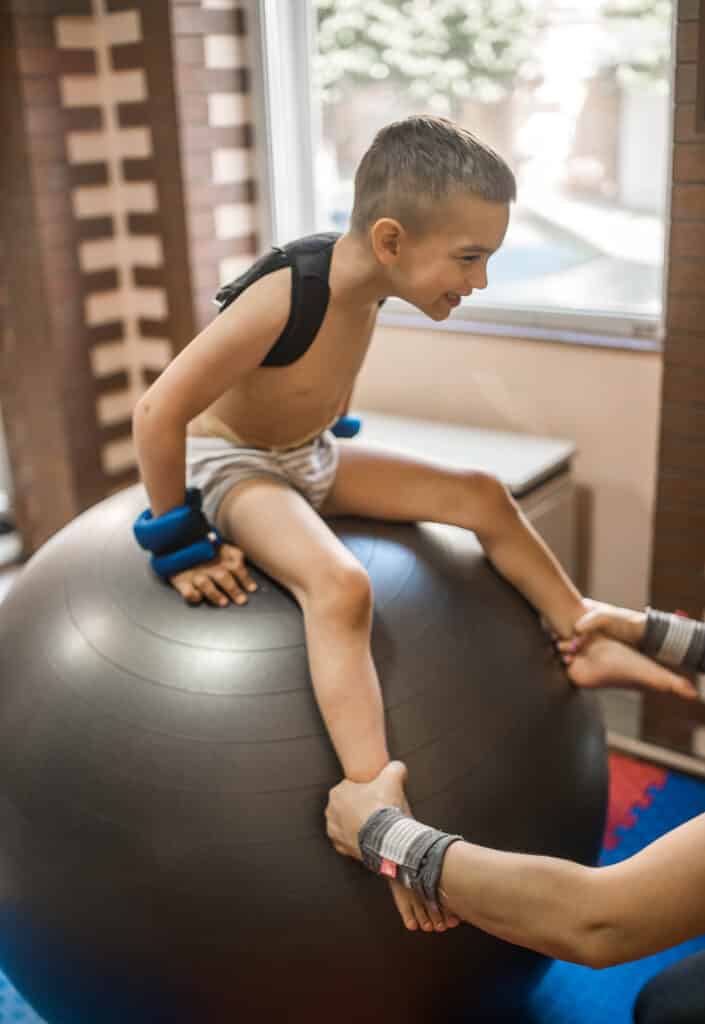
top-left (438, 842), bottom-right (604, 966)
top-left (438, 811), bottom-right (705, 969)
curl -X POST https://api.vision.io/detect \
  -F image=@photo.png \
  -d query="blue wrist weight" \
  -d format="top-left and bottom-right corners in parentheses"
top-left (133, 488), bottom-right (222, 579)
top-left (151, 535), bottom-right (220, 579)
top-left (134, 488), bottom-right (209, 556)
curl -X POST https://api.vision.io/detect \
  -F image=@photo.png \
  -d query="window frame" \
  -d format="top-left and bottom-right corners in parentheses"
top-left (254, 0), bottom-right (675, 352)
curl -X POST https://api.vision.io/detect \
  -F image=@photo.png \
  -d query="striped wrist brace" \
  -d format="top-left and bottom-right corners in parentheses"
top-left (639, 607), bottom-right (705, 672)
top-left (358, 807), bottom-right (462, 907)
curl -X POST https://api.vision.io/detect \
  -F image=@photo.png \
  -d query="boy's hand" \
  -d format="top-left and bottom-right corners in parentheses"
top-left (169, 543), bottom-right (257, 607)
top-left (571, 598), bottom-right (646, 648)
top-left (560, 634), bottom-right (698, 701)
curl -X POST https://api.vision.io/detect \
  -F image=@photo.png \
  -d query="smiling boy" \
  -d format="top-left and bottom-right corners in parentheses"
top-left (133, 115), bottom-right (597, 930)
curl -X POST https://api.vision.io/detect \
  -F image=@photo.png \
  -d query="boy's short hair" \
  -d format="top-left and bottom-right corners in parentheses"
top-left (350, 115), bottom-right (516, 237)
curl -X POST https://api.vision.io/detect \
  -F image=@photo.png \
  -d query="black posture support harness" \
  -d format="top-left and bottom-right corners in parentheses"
top-left (213, 232), bottom-right (341, 367)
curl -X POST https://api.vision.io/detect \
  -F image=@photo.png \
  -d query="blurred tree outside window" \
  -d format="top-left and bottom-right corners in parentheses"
top-left (313, 0), bottom-right (672, 324)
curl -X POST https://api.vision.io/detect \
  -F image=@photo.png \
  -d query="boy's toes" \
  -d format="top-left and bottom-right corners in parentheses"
top-left (388, 880), bottom-right (418, 931)
top-left (425, 901), bottom-right (446, 932)
top-left (412, 894), bottom-right (433, 932)
top-left (672, 676), bottom-right (698, 700)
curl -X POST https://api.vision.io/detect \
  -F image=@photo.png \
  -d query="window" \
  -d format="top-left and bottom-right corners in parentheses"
top-left (259, 0), bottom-right (673, 347)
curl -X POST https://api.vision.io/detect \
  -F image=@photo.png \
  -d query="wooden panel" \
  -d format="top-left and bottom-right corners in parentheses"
top-left (697, 0), bottom-right (705, 131)
top-left (648, 3), bottom-right (705, 754)
top-left (170, 0), bottom-right (258, 332)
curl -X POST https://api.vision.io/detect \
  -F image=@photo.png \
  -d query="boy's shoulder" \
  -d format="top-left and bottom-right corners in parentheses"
top-left (213, 231), bottom-right (340, 315)
top-left (212, 232), bottom-right (341, 368)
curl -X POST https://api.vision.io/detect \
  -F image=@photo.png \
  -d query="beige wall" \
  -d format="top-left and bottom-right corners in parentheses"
top-left (355, 324), bottom-right (662, 609)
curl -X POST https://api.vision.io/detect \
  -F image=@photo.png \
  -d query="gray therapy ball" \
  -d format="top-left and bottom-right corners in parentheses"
top-left (0, 485), bottom-right (606, 1023)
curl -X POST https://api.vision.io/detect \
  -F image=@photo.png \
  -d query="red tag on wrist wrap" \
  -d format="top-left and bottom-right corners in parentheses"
top-left (380, 858), bottom-right (397, 879)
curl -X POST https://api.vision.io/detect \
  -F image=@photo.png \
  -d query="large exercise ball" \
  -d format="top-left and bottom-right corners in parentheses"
top-left (0, 485), bottom-right (606, 1023)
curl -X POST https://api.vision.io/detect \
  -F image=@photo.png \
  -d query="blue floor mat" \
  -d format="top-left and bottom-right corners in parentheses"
top-left (524, 768), bottom-right (705, 1023)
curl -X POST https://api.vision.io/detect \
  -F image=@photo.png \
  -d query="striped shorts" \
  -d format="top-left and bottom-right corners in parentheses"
top-left (185, 430), bottom-right (339, 526)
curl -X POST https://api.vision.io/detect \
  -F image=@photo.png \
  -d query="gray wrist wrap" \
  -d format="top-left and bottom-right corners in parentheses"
top-left (639, 608), bottom-right (705, 672)
top-left (358, 807), bottom-right (462, 907)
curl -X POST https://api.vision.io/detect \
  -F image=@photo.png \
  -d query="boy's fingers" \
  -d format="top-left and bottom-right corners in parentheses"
top-left (175, 583), bottom-right (201, 604)
top-left (211, 569), bottom-right (246, 606)
top-left (222, 551), bottom-right (257, 593)
top-left (191, 575), bottom-right (227, 607)
top-left (233, 565), bottom-right (257, 593)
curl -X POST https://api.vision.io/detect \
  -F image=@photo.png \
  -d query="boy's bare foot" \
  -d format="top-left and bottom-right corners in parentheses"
top-left (388, 878), bottom-right (460, 933)
top-left (561, 634), bottom-right (698, 700)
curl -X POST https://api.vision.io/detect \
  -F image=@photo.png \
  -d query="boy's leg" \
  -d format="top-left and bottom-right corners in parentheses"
top-left (320, 444), bottom-right (585, 638)
top-left (216, 477), bottom-right (451, 933)
top-left (215, 476), bottom-right (387, 784)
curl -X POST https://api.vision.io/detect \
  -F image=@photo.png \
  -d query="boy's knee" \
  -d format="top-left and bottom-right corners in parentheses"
top-left (308, 558), bottom-right (373, 623)
top-left (462, 470), bottom-right (515, 528)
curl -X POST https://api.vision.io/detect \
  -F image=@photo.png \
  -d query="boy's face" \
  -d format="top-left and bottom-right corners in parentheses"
top-left (393, 195), bottom-right (509, 320)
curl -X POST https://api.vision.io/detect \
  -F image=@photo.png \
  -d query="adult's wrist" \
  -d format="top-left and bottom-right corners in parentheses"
top-left (358, 807), bottom-right (462, 906)
top-left (639, 607), bottom-right (705, 671)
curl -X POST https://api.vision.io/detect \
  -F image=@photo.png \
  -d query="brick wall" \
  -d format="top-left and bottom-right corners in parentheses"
top-left (644, 0), bottom-right (705, 753)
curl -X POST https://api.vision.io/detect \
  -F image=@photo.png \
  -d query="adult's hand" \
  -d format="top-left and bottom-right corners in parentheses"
top-left (325, 760), bottom-right (408, 860)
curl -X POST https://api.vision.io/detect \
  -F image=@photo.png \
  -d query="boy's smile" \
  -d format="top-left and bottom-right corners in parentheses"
top-left (397, 194), bottom-right (510, 320)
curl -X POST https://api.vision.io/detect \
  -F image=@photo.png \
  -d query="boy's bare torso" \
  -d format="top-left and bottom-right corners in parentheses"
top-left (188, 267), bottom-right (379, 450)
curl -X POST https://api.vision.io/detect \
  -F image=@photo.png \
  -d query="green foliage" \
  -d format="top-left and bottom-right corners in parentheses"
top-left (314, 0), bottom-right (544, 108)
top-left (314, 0), bottom-right (673, 107)
top-left (602, 0), bottom-right (672, 82)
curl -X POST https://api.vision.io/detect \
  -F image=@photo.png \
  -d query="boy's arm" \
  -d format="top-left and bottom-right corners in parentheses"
top-left (133, 267), bottom-right (292, 517)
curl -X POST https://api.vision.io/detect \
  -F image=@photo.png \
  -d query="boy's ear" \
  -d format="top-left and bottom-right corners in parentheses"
top-left (370, 218), bottom-right (405, 265)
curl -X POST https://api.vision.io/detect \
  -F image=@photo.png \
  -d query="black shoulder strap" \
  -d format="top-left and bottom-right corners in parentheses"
top-left (262, 233), bottom-right (339, 366)
top-left (212, 247), bottom-right (289, 315)
top-left (211, 232), bottom-right (340, 367)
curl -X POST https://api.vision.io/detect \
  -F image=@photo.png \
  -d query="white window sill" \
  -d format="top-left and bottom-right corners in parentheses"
top-left (378, 298), bottom-right (662, 354)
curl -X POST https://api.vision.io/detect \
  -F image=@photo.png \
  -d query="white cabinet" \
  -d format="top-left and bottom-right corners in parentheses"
top-left (351, 410), bottom-right (578, 580)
